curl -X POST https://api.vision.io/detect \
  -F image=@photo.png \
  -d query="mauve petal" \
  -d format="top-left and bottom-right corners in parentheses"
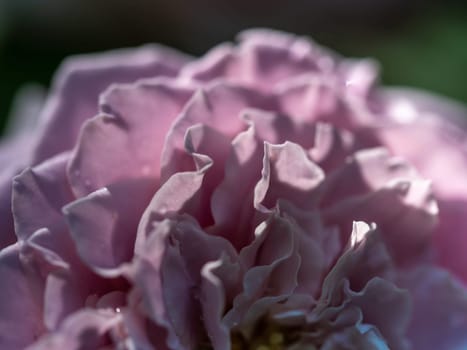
top-left (69, 81), bottom-right (193, 197)
top-left (320, 325), bottom-right (390, 350)
top-left (380, 90), bottom-right (467, 280)
top-left (19, 227), bottom-right (106, 331)
top-left (182, 29), bottom-right (332, 90)
top-left (0, 244), bottom-right (45, 349)
top-left (254, 141), bottom-right (324, 211)
top-left (0, 85), bottom-right (46, 247)
top-left (44, 274), bottom-right (82, 331)
top-left (235, 29), bottom-right (325, 90)
top-left (139, 212), bottom-right (240, 348)
top-left (183, 124), bottom-right (233, 226)
top-left (308, 123), bottom-right (355, 171)
top-left (12, 152), bottom-right (74, 241)
top-left (32, 45), bottom-right (191, 165)
top-left (64, 177), bottom-right (156, 274)
top-left (26, 309), bottom-right (121, 350)
top-left (241, 108), bottom-right (296, 145)
top-left (381, 88), bottom-right (467, 197)
top-left (20, 229), bottom-right (70, 278)
top-left (338, 58), bottom-right (380, 98)
top-left (225, 215), bottom-right (299, 329)
top-left (130, 219), bottom-right (200, 350)
top-left (118, 307), bottom-right (156, 350)
top-left (277, 78), bottom-right (369, 131)
top-left (209, 124), bottom-right (264, 248)
top-left (319, 222), bottom-right (393, 305)
top-left (322, 148), bottom-right (438, 261)
top-left (200, 257), bottom-right (241, 350)
top-left (135, 171), bottom-right (209, 253)
top-left (435, 200), bottom-right (467, 282)
top-left (398, 265), bottom-right (467, 350)
top-left (310, 223), bottom-right (410, 348)
top-left (180, 43), bottom-right (239, 83)
top-left (161, 83), bottom-right (272, 181)
top-left (345, 278), bottom-right (411, 350)
top-left (278, 200), bottom-right (340, 276)
top-left (135, 126), bottom-right (226, 251)
top-left (171, 217), bottom-right (238, 285)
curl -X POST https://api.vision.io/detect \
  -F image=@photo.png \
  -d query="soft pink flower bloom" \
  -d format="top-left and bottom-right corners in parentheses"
top-left (1, 29), bottom-right (466, 350)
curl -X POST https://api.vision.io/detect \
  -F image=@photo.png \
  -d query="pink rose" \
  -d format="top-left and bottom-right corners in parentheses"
top-left (1, 29), bottom-right (466, 350)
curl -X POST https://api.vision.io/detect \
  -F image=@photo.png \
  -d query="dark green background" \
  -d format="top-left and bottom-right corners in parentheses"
top-left (1, 1), bottom-right (466, 133)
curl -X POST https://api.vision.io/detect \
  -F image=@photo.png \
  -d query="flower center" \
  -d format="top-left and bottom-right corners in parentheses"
top-left (230, 317), bottom-right (303, 350)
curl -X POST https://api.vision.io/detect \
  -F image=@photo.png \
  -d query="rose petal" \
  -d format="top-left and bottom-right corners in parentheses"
top-left (64, 177), bottom-right (156, 274)
top-left (200, 257), bottom-right (241, 350)
top-left (0, 244), bottom-right (45, 349)
top-left (12, 152), bottom-right (74, 241)
top-left (321, 325), bottom-right (390, 350)
top-left (183, 29), bottom-right (329, 90)
top-left (398, 265), bottom-right (467, 350)
top-left (345, 278), bottom-right (411, 350)
top-left (130, 219), bottom-right (200, 350)
top-left (69, 81), bottom-right (193, 197)
top-left (254, 141), bottom-right (324, 211)
top-left (32, 45), bottom-right (191, 165)
top-left (435, 200), bottom-right (467, 283)
top-left (224, 215), bottom-right (300, 330)
top-left (381, 88), bottom-right (467, 198)
top-left (209, 124), bottom-right (264, 248)
top-left (161, 83), bottom-right (272, 181)
top-left (26, 309), bottom-right (121, 350)
top-left (322, 148), bottom-right (438, 261)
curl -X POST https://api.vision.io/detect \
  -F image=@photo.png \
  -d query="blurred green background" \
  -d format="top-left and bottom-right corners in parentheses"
top-left (0, 0), bottom-right (466, 132)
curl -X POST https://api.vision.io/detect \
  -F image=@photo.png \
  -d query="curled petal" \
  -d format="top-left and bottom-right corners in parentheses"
top-left (69, 81), bottom-right (193, 197)
top-left (161, 83), bottom-right (271, 181)
top-left (254, 141), bottom-right (324, 211)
